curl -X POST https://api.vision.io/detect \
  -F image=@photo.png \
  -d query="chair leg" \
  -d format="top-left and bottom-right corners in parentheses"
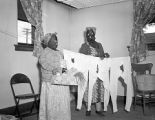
top-left (148, 93), bottom-right (151, 110)
top-left (15, 100), bottom-right (21, 118)
top-left (30, 98), bottom-right (39, 114)
top-left (35, 99), bottom-right (39, 113)
top-left (15, 99), bottom-right (22, 120)
top-left (30, 101), bottom-right (35, 113)
top-left (15, 104), bottom-right (20, 117)
top-left (35, 98), bottom-right (40, 120)
top-left (142, 94), bottom-right (146, 115)
top-left (133, 96), bottom-right (137, 110)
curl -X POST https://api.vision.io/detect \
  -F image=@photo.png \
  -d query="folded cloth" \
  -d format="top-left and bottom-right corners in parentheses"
top-left (52, 68), bottom-right (81, 85)
top-left (52, 67), bottom-right (86, 89)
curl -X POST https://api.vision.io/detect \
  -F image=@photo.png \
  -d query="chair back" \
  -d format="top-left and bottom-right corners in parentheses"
top-left (136, 74), bottom-right (155, 91)
top-left (10, 73), bottom-right (35, 96)
top-left (11, 73), bottom-right (31, 84)
top-left (10, 73), bottom-right (39, 118)
top-left (131, 63), bottom-right (154, 92)
top-left (131, 63), bottom-right (153, 75)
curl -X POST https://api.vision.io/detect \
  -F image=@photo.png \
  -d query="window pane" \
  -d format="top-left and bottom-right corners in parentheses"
top-left (18, 20), bottom-right (32, 44)
top-left (143, 23), bottom-right (155, 33)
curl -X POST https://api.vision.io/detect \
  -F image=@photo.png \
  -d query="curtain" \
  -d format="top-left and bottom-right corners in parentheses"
top-left (130, 0), bottom-right (155, 63)
top-left (20, 0), bottom-right (44, 57)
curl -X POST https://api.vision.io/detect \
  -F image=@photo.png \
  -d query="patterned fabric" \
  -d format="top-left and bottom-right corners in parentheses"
top-left (38, 47), bottom-right (71, 120)
top-left (80, 43), bottom-right (105, 103)
top-left (130, 0), bottom-right (155, 63)
top-left (86, 27), bottom-right (96, 34)
top-left (39, 82), bottom-right (71, 120)
top-left (41, 33), bottom-right (52, 46)
top-left (20, 0), bottom-right (44, 57)
top-left (39, 48), bottom-right (63, 82)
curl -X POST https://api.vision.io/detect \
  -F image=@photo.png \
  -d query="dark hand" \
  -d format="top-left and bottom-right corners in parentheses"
top-left (104, 53), bottom-right (110, 58)
top-left (62, 68), bottom-right (67, 73)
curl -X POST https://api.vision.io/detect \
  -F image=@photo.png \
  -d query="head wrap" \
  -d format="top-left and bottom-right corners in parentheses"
top-left (86, 27), bottom-right (96, 34)
top-left (85, 27), bottom-right (96, 44)
top-left (41, 32), bottom-right (57, 46)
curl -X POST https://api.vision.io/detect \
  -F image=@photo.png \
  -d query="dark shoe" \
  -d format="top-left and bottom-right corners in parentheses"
top-left (95, 111), bottom-right (105, 116)
top-left (86, 111), bottom-right (91, 116)
top-left (75, 108), bottom-right (80, 111)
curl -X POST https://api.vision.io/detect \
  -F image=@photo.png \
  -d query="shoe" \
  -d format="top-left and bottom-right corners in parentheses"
top-left (95, 111), bottom-right (105, 116)
top-left (86, 111), bottom-right (91, 116)
top-left (75, 108), bottom-right (80, 111)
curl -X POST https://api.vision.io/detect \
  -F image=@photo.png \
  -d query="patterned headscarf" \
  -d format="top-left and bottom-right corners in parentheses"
top-left (86, 27), bottom-right (96, 34)
top-left (41, 32), bottom-right (57, 46)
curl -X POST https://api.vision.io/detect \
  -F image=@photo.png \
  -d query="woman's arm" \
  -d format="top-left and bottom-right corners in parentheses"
top-left (98, 43), bottom-right (105, 58)
top-left (39, 53), bottom-right (54, 71)
top-left (79, 43), bottom-right (90, 55)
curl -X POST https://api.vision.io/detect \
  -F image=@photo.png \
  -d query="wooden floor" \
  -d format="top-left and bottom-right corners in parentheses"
top-left (23, 100), bottom-right (155, 120)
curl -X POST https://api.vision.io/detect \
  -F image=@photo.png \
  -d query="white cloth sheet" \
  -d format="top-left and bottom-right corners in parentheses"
top-left (102, 57), bottom-right (133, 112)
top-left (63, 49), bottom-right (133, 112)
top-left (63, 49), bottom-right (91, 110)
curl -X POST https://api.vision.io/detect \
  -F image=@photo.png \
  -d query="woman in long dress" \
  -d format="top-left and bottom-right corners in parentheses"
top-left (79, 27), bottom-right (109, 116)
top-left (39, 33), bottom-right (71, 120)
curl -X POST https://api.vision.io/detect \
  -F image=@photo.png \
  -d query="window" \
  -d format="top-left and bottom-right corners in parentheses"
top-left (143, 19), bottom-right (155, 51)
top-left (15, 0), bottom-right (35, 51)
top-left (18, 20), bottom-right (32, 44)
top-left (143, 23), bottom-right (155, 33)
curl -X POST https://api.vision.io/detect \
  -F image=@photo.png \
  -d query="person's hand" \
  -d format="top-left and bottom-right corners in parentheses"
top-left (62, 68), bottom-right (67, 73)
top-left (104, 53), bottom-right (110, 58)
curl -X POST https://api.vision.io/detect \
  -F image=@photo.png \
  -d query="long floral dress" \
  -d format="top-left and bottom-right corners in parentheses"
top-left (39, 47), bottom-right (71, 120)
top-left (79, 42), bottom-right (105, 103)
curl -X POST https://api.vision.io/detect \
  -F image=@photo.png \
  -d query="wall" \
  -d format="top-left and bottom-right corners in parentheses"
top-left (0, 0), bottom-right (70, 109)
top-left (0, 0), bottom-right (40, 109)
top-left (0, 0), bottom-right (141, 109)
top-left (42, 0), bottom-right (71, 51)
top-left (69, 1), bottom-right (133, 95)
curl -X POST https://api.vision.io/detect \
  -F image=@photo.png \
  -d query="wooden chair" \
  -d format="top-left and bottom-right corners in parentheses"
top-left (131, 63), bottom-right (155, 115)
top-left (10, 73), bottom-right (40, 119)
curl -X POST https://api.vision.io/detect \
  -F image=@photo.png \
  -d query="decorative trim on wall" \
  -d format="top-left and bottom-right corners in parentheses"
top-left (14, 43), bottom-right (33, 51)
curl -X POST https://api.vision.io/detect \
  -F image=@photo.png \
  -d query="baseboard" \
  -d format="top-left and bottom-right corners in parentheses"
top-left (0, 100), bottom-right (39, 116)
